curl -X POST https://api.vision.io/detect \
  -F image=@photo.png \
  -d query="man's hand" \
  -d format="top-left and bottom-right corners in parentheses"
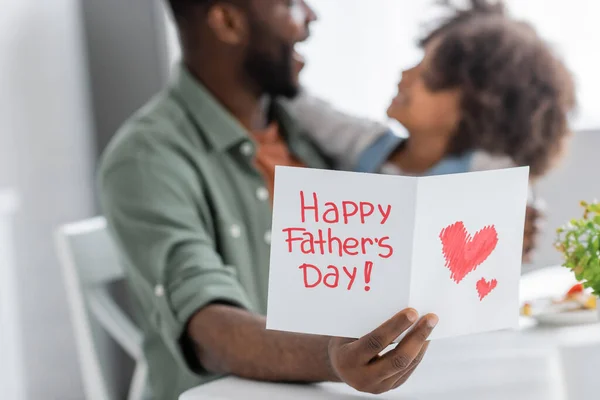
top-left (188, 305), bottom-right (436, 394)
top-left (329, 309), bottom-right (438, 394)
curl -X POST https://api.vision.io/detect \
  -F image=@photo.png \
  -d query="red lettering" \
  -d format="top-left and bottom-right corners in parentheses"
top-left (364, 261), bottom-right (373, 291)
top-left (300, 191), bottom-right (319, 223)
top-left (361, 237), bottom-right (375, 254)
top-left (378, 236), bottom-right (394, 259)
top-left (299, 263), bottom-right (321, 288)
top-left (298, 263), bottom-right (372, 290)
top-left (323, 202), bottom-right (340, 223)
top-left (323, 266), bottom-right (340, 288)
top-left (378, 204), bottom-right (392, 225)
top-left (342, 201), bottom-right (358, 224)
top-left (342, 266), bottom-right (357, 290)
top-left (343, 238), bottom-right (359, 255)
top-left (359, 202), bottom-right (375, 224)
top-left (315, 229), bottom-right (326, 255)
top-left (327, 228), bottom-right (343, 257)
top-left (282, 227), bottom-right (305, 252)
top-left (300, 231), bottom-right (315, 255)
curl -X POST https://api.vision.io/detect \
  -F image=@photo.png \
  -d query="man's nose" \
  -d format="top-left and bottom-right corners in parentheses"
top-left (294, 0), bottom-right (317, 42)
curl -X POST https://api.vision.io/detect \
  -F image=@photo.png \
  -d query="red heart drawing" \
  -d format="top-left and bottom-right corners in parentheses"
top-left (439, 221), bottom-right (498, 283)
top-left (476, 278), bottom-right (498, 300)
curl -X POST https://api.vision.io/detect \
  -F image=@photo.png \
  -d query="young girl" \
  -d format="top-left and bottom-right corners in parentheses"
top-left (381, 0), bottom-right (576, 180)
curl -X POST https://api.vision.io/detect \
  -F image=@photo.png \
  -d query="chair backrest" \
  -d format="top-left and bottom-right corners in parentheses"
top-left (55, 216), bottom-right (145, 400)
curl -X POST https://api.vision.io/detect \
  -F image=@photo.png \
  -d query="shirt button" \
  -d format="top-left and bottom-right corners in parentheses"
top-left (154, 284), bottom-right (165, 297)
top-left (230, 224), bottom-right (242, 238)
top-left (264, 230), bottom-right (271, 245)
top-left (256, 187), bottom-right (269, 201)
top-left (240, 142), bottom-right (254, 157)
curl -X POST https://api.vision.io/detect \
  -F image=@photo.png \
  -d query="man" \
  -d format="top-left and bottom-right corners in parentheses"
top-left (99, 0), bottom-right (438, 399)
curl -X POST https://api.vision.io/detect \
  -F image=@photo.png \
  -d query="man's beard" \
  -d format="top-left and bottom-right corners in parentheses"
top-left (243, 42), bottom-right (299, 99)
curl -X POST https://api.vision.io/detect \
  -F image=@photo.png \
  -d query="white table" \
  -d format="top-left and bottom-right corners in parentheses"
top-left (181, 266), bottom-right (600, 400)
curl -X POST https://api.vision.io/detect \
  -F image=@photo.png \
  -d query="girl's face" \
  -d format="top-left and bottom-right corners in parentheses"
top-left (387, 38), bottom-right (462, 142)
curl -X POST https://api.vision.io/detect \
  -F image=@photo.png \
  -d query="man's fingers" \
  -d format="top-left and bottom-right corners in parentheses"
top-left (348, 308), bottom-right (419, 363)
top-left (525, 207), bottom-right (542, 227)
top-left (526, 204), bottom-right (541, 217)
top-left (378, 341), bottom-right (429, 390)
top-left (524, 220), bottom-right (539, 234)
top-left (373, 314), bottom-right (437, 380)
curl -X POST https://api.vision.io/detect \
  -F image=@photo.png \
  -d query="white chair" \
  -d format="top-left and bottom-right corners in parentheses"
top-left (55, 216), bottom-right (148, 400)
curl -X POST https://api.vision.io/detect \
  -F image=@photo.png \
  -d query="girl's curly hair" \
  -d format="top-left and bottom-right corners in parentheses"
top-left (420, 0), bottom-right (577, 178)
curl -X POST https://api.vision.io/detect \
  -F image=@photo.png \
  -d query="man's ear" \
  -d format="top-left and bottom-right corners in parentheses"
top-left (206, 3), bottom-right (248, 46)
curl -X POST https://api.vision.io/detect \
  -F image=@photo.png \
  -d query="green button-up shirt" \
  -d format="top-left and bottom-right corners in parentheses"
top-left (98, 65), bottom-right (333, 399)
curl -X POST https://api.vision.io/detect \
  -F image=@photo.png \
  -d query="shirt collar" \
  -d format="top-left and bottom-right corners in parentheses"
top-left (169, 63), bottom-right (302, 153)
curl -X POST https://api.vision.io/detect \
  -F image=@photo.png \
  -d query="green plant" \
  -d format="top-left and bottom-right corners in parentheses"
top-left (555, 200), bottom-right (600, 296)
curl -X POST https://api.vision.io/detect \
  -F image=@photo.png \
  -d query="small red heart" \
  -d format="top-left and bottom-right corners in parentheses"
top-left (440, 221), bottom-right (498, 283)
top-left (476, 278), bottom-right (498, 301)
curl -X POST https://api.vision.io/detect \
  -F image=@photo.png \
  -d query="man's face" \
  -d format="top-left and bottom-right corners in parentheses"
top-left (243, 0), bottom-right (317, 98)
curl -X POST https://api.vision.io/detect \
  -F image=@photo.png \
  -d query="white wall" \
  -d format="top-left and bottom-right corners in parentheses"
top-left (0, 0), bottom-right (97, 398)
top-left (297, 0), bottom-right (599, 131)
top-left (0, 190), bottom-right (23, 400)
top-left (506, 0), bottom-right (600, 131)
top-left (163, 1), bottom-right (181, 74)
top-left (535, 130), bottom-right (600, 268)
top-left (297, 0), bottom-right (431, 130)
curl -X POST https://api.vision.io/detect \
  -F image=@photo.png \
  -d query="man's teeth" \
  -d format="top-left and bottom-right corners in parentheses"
top-left (292, 50), bottom-right (305, 63)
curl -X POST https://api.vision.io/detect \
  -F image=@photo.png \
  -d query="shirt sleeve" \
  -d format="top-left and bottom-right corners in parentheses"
top-left (99, 154), bottom-right (253, 369)
top-left (282, 91), bottom-right (403, 172)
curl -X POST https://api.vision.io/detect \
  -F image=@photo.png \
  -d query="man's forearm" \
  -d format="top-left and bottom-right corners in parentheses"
top-left (187, 304), bottom-right (341, 382)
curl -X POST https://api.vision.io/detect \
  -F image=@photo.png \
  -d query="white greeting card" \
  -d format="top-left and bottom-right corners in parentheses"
top-left (266, 166), bottom-right (529, 340)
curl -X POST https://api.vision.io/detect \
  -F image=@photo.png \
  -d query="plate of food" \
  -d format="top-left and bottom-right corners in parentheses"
top-left (521, 283), bottom-right (598, 326)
